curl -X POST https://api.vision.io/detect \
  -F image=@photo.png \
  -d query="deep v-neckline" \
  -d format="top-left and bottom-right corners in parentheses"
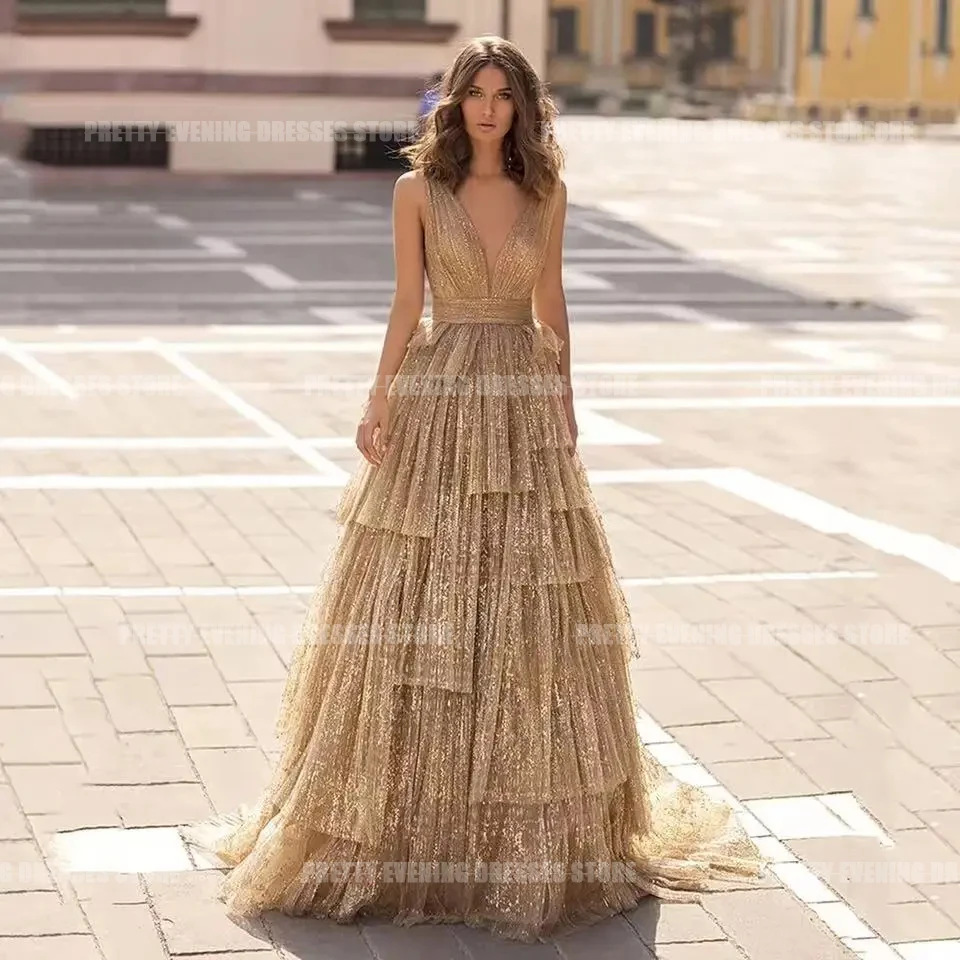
top-left (447, 182), bottom-right (534, 290)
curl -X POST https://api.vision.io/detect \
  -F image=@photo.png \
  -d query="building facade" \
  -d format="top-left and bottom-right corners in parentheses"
top-left (0, 0), bottom-right (547, 173)
top-left (547, 0), bottom-right (960, 120)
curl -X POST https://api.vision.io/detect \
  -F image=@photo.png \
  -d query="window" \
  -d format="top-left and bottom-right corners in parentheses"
top-left (550, 7), bottom-right (579, 56)
top-left (858, 0), bottom-right (875, 18)
top-left (709, 9), bottom-right (736, 60)
top-left (354, 0), bottom-right (426, 22)
top-left (810, 0), bottom-right (826, 54)
top-left (936, 0), bottom-right (951, 54)
top-left (18, 1), bottom-right (167, 12)
top-left (634, 11), bottom-right (656, 58)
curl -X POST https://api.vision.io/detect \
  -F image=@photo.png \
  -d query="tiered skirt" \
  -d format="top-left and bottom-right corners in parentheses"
top-left (182, 316), bottom-right (767, 942)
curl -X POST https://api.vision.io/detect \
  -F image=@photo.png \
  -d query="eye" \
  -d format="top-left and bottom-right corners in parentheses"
top-left (468, 87), bottom-right (483, 97)
top-left (497, 90), bottom-right (513, 100)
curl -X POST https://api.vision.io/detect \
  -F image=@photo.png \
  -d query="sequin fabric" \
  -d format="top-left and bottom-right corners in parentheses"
top-left (181, 176), bottom-right (768, 943)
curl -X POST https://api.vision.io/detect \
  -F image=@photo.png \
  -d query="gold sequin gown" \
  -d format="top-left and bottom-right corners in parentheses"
top-left (182, 177), bottom-right (767, 942)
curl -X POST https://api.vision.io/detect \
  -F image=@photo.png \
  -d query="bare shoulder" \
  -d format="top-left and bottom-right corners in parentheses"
top-left (553, 177), bottom-right (568, 209)
top-left (394, 169), bottom-right (427, 207)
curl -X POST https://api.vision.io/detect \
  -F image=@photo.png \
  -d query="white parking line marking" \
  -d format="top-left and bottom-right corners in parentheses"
top-left (242, 265), bottom-right (299, 289)
top-left (0, 570), bottom-right (876, 600)
top-left (146, 339), bottom-right (348, 481)
top-left (0, 339), bottom-right (78, 399)
top-left (194, 237), bottom-right (245, 257)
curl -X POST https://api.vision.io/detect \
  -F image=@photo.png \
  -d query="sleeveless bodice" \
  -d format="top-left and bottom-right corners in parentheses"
top-left (423, 177), bottom-right (558, 325)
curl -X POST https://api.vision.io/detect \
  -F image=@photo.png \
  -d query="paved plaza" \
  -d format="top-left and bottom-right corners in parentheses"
top-left (0, 120), bottom-right (960, 960)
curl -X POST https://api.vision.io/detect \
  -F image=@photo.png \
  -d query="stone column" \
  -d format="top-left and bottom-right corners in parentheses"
top-left (782, 0), bottom-right (798, 100)
top-left (586, 0), bottom-right (626, 113)
top-left (749, 0), bottom-right (763, 73)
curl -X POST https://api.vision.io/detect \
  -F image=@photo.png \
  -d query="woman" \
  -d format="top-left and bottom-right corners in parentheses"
top-left (183, 36), bottom-right (767, 943)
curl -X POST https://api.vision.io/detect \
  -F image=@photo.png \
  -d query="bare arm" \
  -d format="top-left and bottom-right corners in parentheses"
top-left (367, 172), bottom-right (426, 399)
top-left (532, 181), bottom-right (571, 401)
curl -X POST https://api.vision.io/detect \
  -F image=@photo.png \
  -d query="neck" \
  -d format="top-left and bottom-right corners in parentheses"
top-left (469, 139), bottom-right (505, 178)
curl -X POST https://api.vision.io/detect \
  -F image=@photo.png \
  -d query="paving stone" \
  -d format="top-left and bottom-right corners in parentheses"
top-left (82, 901), bottom-right (169, 960)
top-left (707, 757), bottom-right (820, 799)
top-left (0, 839), bottom-right (55, 893)
top-left (629, 669), bottom-right (735, 726)
top-left (703, 888), bottom-right (860, 960)
top-left (924, 695), bottom-right (960, 722)
top-left (65, 872), bottom-right (146, 906)
top-left (866, 900), bottom-right (960, 942)
top-left (655, 944), bottom-right (745, 960)
top-left (205, 634), bottom-right (288, 683)
top-left (150, 655), bottom-right (234, 706)
top-left (670, 722), bottom-right (781, 764)
top-left (703, 678), bottom-right (827, 741)
top-left (662, 642), bottom-right (753, 680)
top-left (919, 883), bottom-right (960, 926)
top-left (726, 640), bottom-right (841, 697)
top-left (266, 911), bottom-right (374, 959)
top-left (848, 679), bottom-right (960, 767)
top-left (778, 631), bottom-right (893, 685)
top-left (190, 747), bottom-right (271, 814)
top-left (0, 708), bottom-right (81, 764)
top-left (793, 694), bottom-right (870, 722)
top-left (788, 835), bottom-right (926, 922)
top-left (0, 661), bottom-right (55, 708)
top-left (623, 898), bottom-right (726, 945)
top-left (919, 626), bottom-right (960, 653)
top-left (125, 613), bottom-right (208, 656)
top-left (0, 890), bottom-right (89, 936)
top-left (173, 705), bottom-right (257, 749)
top-left (229, 682), bottom-right (283, 753)
top-left (0, 613), bottom-right (86, 655)
top-left (545, 914), bottom-right (656, 960)
top-left (145, 871), bottom-right (272, 954)
top-left (0, 935), bottom-right (103, 959)
top-left (77, 731), bottom-right (197, 787)
top-left (112, 783), bottom-right (213, 829)
top-left (0, 785), bottom-right (31, 840)
top-left (81, 624), bottom-right (150, 677)
top-left (98, 676), bottom-right (174, 733)
top-left (774, 740), bottom-right (933, 828)
top-left (917, 810), bottom-right (960, 857)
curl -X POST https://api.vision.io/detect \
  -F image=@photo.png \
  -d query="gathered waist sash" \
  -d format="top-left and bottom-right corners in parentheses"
top-left (430, 298), bottom-right (533, 326)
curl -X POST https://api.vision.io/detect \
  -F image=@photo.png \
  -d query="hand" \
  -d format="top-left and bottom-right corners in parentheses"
top-left (356, 395), bottom-right (390, 466)
top-left (563, 394), bottom-right (578, 454)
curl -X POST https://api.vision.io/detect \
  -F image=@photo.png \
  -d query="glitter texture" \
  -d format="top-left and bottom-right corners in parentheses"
top-left (181, 177), bottom-right (768, 942)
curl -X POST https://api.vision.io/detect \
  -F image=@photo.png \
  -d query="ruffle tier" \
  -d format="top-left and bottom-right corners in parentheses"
top-left (182, 317), bottom-right (768, 943)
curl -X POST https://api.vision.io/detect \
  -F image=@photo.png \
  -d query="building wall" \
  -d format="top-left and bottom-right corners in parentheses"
top-left (2, 0), bottom-right (548, 173)
top-left (548, 0), bottom-right (783, 98)
top-left (791, 0), bottom-right (960, 114)
top-left (547, 0), bottom-right (960, 116)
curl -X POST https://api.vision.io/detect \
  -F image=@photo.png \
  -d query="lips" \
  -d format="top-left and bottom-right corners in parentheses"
top-left (478, 122), bottom-right (496, 132)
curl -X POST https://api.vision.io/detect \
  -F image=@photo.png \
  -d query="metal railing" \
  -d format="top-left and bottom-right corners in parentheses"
top-left (18, 1), bottom-right (167, 15)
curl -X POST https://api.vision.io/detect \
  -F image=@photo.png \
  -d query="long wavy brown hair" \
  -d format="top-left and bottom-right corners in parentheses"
top-left (401, 36), bottom-right (564, 202)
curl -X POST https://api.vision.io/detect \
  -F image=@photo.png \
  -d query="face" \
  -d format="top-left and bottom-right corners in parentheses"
top-left (460, 64), bottom-right (515, 142)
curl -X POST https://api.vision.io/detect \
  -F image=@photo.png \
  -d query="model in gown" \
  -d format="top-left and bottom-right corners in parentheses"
top-left (182, 35), bottom-right (768, 943)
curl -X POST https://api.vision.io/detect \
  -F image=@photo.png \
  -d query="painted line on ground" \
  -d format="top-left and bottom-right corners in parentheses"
top-left (583, 397), bottom-right (960, 410)
top-left (0, 569), bottom-right (877, 600)
top-left (0, 338), bottom-right (78, 399)
top-left (145, 338), bottom-right (349, 481)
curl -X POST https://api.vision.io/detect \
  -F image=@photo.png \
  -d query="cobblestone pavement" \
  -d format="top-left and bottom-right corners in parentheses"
top-left (0, 121), bottom-right (959, 960)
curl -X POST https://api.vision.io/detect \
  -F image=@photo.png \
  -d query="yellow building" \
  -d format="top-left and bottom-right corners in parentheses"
top-left (792, 0), bottom-right (959, 120)
top-left (547, 0), bottom-right (784, 110)
top-left (547, 0), bottom-right (960, 120)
